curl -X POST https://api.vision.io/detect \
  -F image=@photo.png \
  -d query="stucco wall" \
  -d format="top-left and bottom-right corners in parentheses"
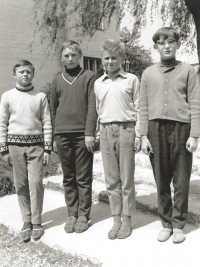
top-left (0, 0), bottom-right (119, 98)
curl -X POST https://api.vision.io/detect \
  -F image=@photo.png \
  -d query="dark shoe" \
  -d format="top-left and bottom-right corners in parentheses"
top-left (32, 224), bottom-right (44, 240)
top-left (64, 216), bottom-right (77, 233)
top-left (75, 216), bottom-right (92, 233)
top-left (108, 230), bottom-right (119, 240)
top-left (117, 228), bottom-right (132, 239)
top-left (20, 222), bottom-right (32, 242)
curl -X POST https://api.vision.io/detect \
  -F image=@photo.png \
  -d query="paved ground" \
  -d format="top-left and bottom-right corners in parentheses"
top-left (0, 148), bottom-right (200, 266)
top-left (44, 151), bottom-right (200, 226)
top-left (0, 189), bottom-right (200, 267)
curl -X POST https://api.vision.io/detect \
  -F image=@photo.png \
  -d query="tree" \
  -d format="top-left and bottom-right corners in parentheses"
top-left (121, 0), bottom-right (200, 62)
top-left (121, 28), bottom-right (153, 78)
top-left (31, 0), bottom-right (120, 56)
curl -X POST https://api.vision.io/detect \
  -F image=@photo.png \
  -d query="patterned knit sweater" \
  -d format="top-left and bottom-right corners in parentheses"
top-left (0, 87), bottom-right (52, 153)
top-left (50, 65), bottom-right (97, 136)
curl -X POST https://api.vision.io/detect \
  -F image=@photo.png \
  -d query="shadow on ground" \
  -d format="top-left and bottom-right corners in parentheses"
top-left (42, 190), bottom-right (199, 235)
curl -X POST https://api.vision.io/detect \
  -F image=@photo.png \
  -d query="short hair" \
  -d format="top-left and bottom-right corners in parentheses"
top-left (152, 27), bottom-right (180, 44)
top-left (60, 40), bottom-right (82, 57)
top-left (13, 60), bottom-right (35, 74)
top-left (101, 39), bottom-right (123, 57)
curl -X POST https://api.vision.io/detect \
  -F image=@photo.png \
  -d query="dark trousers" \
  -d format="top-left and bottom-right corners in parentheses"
top-left (148, 120), bottom-right (192, 229)
top-left (55, 133), bottom-right (93, 219)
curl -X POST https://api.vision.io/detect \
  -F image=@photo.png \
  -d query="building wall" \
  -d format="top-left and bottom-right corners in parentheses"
top-left (0, 0), bottom-right (119, 98)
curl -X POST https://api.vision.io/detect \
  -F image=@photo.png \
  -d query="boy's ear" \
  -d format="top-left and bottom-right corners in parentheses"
top-left (153, 44), bottom-right (158, 50)
top-left (13, 72), bottom-right (16, 78)
top-left (177, 40), bottom-right (181, 49)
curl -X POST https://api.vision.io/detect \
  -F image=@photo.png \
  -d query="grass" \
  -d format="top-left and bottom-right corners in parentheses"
top-left (0, 225), bottom-right (102, 267)
top-left (0, 154), bottom-right (102, 267)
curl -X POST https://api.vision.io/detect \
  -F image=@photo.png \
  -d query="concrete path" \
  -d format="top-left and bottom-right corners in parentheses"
top-left (43, 150), bottom-right (200, 226)
top-left (0, 189), bottom-right (199, 267)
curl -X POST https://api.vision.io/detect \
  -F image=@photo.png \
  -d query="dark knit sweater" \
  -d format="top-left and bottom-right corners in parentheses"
top-left (50, 65), bottom-right (97, 136)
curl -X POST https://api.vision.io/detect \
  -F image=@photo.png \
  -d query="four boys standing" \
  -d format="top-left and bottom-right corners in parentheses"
top-left (0, 27), bottom-right (199, 244)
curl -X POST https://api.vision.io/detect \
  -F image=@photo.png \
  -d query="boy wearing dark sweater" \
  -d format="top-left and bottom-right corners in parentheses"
top-left (140, 27), bottom-right (200, 243)
top-left (50, 40), bottom-right (97, 233)
top-left (0, 60), bottom-right (52, 242)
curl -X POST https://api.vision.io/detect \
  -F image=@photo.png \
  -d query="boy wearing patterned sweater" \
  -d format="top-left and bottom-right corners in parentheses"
top-left (0, 60), bottom-right (52, 242)
top-left (50, 40), bottom-right (97, 234)
top-left (140, 27), bottom-right (200, 243)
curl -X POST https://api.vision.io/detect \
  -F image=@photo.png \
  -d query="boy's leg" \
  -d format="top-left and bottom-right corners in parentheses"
top-left (8, 145), bottom-right (31, 223)
top-left (27, 145), bottom-right (44, 224)
top-left (118, 122), bottom-right (136, 217)
top-left (56, 134), bottom-right (78, 218)
top-left (117, 122), bottom-right (136, 239)
top-left (100, 123), bottom-right (122, 239)
top-left (74, 133), bottom-right (93, 219)
top-left (100, 123), bottom-right (122, 216)
top-left (170, 122), bottom-right (192, 230)
top-left (148, 120), bottom-right (173, 229)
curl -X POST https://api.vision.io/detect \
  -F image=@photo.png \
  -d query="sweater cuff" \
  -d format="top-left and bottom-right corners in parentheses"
top-left (85, 132), bottom-right (95, 137)
top-left (44, 141), bottom-right (52, 152)
top-left (0, 142), bottom-right (8, 153)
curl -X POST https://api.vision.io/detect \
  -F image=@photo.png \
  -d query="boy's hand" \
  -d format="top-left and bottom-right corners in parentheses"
top-left (43, 152), bottom-right (50, 166)
top-left (1, 152), bottom-right (12, 166)
top-left (134, 138), bottom-right (141, 152)
top-left (186, 137), bottom-right (198, 153)
top-left (53, 141), bottom-right (57, 154)
top-left (85, 136), bottom-right (95, 153)
top-left (141, 136), bottom-right (153, 156)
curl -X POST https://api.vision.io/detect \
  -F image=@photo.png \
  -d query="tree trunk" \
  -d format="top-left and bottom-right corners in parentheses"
top-left (184, 0), bottom-right (200, 63)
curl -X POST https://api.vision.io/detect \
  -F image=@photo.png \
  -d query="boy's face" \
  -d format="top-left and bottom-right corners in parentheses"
top-left (154, 36), bottom-right (181, 60)
top-left (102, 50), bottom-right (122, 75)
top-left (13, 65), bottom-right (34, 87)
top-left (61, 47), bottom-right (81, 69)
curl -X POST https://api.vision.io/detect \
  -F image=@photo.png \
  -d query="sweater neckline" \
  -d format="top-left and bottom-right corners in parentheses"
top-left (15, 83), bottom-right (34, 92)
top-left (156, 62), bottom-right (182, 81)
top-left (62, 69), bottom-right (84, 85)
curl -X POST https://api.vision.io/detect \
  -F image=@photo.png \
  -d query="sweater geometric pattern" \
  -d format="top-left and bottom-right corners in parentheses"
top-left (7, 134), bottom-right (43, 144)
top-left (0, 136), bottom-right (52, 153)
top-left (0, 142), bottom-right (8, 152)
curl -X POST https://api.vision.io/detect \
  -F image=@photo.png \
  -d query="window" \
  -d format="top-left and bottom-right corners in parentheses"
top-left (83, 57), bottom-right (102, 73)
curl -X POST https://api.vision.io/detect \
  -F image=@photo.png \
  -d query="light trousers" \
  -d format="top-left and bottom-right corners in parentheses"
top-left (9, 145), bottom-right (44, 224)
top-left (100, 122), bottom-right (136, 216)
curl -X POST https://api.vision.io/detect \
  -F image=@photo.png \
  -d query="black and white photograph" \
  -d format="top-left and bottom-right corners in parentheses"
top-left (0, 0), bottom-right (200, 266)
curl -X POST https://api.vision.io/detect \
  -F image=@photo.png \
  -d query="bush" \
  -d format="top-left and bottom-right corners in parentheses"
top-left (0, 153), bottom-right (61, 197)
top-left (0, 176), bottom-right (15, 197)
top-left (43, 153), bottom-right (61, 177)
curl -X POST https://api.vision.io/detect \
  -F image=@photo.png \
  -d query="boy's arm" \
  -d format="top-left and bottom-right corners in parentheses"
top-left (0, 94), bottom-right (9, 154)
top-left (139, 72), bottom-right (149, 136)
top-left (139, 72), bottom-right (153, 156)
top-left (132, 76), bottom-right (141, 152)
top-left (187, 69), bottom-right (200, 138)
top-left (85, 74), bottom-right (98, 153)
top-left (41, 95), bottom-right (52, 153)
top-left (132, 76), bottom-right (140, 139)
top-left (85, 74), bottom-right (98, 137)
top-left (50, 79), bottom-right (59, 137)
top-left (50, 79), bottom-right (59, 153)
top-left (0, 94), bottom-right (12, 165)
top-left (94, 82), bottom-right (100, 116)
